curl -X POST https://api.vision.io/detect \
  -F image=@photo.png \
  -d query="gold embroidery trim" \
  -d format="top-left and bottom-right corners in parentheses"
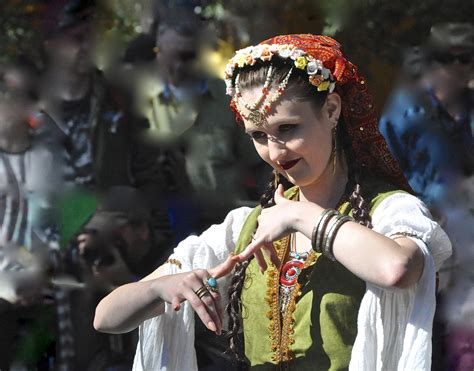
top-left (165, 258), bottom-right (182, 269)
top-left (266, 237), bottom-right (287, 362)
top-left (266, 235), bottom-right (320, 363)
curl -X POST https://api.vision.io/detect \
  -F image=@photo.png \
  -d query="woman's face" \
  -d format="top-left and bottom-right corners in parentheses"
top-left (241, 87), bottom-right (341, 190)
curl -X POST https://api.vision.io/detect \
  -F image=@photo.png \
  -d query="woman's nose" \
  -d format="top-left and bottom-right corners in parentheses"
top-left (267, 137), bottom-right (287, 162)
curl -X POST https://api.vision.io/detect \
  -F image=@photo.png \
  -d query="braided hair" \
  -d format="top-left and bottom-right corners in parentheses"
top-left (226, 60), bottom-right (372, 361)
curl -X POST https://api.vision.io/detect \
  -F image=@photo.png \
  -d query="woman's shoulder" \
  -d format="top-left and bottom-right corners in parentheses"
top-left (368, 187), bottom-right (452, 269)
top-left (363, 176), bottom-right (430, 227)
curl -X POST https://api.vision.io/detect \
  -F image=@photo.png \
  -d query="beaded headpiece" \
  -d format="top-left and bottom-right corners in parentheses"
top-left (225, 34), bottom-right (413, 192)
top-left (233, 65), bottom-right (295, 126)
top-left (226, 42), bottom-right (336, 127)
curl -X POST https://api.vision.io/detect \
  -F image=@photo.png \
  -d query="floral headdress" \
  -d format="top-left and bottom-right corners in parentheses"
top-left (225, 43), bottom-right (337, 96)
top-left (225, 34), bottom-right (412, 192)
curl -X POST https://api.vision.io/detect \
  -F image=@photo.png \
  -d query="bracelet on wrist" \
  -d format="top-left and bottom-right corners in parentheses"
top-left (311, 208), bottom-right (352, 260)
top-left (311, 208), bottom-right (337, 254)
top-left (322, 214), bottom-right (352, 261)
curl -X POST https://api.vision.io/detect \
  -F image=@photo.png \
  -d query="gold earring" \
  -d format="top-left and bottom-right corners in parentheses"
top-left (332, 125), bottom-right (338, 174)
top-left (273, 170), bottom-right (280, 188)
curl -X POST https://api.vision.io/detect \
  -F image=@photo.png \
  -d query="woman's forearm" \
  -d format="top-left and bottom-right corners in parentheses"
top-left (293, 202), bottom-right (424, 288)
top-left (94, 279), bottom-right (164, 334)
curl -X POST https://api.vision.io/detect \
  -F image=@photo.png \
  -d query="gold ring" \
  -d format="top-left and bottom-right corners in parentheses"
top-left (195, 285), bottom-right (210, 299)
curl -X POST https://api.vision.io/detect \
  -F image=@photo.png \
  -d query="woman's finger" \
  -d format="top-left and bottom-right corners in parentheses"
top-left (183, 288), bottom-right (220, 333)
top-left (263, 242), bottom-right (281, 268)
top-left (192, 270), bottom-right (223, 332)
top-left (254, 249), bottom-right (267, 272)
top-left (199, 291), bottom-right (222, 333)
top-left (238, 236), bottom-right (278, 265)
top-left (237, 239), bottom-right (261, 262)
top-left (171, 296), bottom-right (181, 311)
top-left (237, 238), bottom-right (280, 272)
top-left (273, 183), bottom-right (286, 204)
top-left (208, 253), bottom-right (240, 279)
top-left (210, 290), bottom-right (224, 325)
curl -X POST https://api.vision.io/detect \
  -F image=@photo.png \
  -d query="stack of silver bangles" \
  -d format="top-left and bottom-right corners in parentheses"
top-left (311, 209), bottom-right (353, 261)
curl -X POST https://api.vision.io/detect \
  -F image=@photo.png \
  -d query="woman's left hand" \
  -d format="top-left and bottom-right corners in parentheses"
top-left (237, 184), bottom-right (298, 272)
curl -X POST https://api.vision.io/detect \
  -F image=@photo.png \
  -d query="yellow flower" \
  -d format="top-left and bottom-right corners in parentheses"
top-left (236, 54), bottom-right (247, 68)
top-left (317, 81), bottom-right (330, 91)
top-left (294, 56), bottom-right (308, 70)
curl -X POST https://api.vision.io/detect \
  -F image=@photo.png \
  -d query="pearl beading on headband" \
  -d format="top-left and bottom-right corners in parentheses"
top-left (225, 43), bottom-right (336, 97)
top-left (234, 66), bottom-right (294, 127)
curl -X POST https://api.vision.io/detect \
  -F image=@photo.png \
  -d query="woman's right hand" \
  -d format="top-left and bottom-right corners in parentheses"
top-left (152, 254), bottom-right (239, 335)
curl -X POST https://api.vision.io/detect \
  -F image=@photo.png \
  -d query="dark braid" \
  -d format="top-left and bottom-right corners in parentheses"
top-left (226, 258), bottom-right (251, 361)
top-left (259, 170), bottom-right (294, 208)
top-left (259, 170), bottom-right (278, 208)
top-left (349, 183), bottom-right (372, 228)
top-left (338, 117), bottom-right (373, 228)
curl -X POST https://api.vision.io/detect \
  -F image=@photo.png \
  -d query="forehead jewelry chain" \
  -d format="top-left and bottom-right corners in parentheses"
top-left (234, 66), bottom-right (294, 127)
top-left (240, 65), bottom-right (274, 112)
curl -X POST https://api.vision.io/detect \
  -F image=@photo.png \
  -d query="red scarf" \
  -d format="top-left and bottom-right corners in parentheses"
top-left (230, 34), bottom-right (412, 192)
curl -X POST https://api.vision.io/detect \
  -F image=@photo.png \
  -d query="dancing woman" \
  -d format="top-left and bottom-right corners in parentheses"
top-left (94, 34), bottom-right (451, 370)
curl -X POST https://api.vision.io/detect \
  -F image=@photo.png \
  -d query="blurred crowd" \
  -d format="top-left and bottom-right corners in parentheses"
top-left (0, 0), bottom-right (472, 370)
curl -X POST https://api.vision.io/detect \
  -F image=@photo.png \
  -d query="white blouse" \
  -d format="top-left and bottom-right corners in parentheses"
top-left (133, 193), bottom-right (451, 371)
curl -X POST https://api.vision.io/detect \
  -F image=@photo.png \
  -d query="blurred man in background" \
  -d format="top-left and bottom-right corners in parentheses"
top-left (128, 9), bottom-right (264, 241)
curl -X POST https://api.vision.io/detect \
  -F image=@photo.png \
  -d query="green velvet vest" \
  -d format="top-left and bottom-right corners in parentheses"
top-left (234, 183), bottom-right (404, 370)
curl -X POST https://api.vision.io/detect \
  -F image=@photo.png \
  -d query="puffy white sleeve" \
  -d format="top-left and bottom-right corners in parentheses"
top-left (350, 193), bottom-right (452, 371)
top-left (133, 207), bottom-right (253, 371)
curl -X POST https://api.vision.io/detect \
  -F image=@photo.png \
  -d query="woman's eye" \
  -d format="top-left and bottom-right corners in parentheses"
top-left (279, 124), bottom-right (297, 133)
top-left (250, 131), bottom-right (267, 141)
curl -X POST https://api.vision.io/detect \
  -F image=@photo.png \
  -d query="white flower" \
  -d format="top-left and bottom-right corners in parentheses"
top-left (251, 45), bottom-right (263, 59)
top-left (269, 44), bottom-right (279, 53)
top-left (225, 64), bottom-right (234, 78)
top-left (226, 86), bottom-right (234, 96)
top-left (236, 46), bottom-right (252, 56)
top-left (321, 68), bottom-right (330, 79)
top-left (307, 61), bottom-right (319, 75)
top-left (278, 44), bottom-right (293, 58)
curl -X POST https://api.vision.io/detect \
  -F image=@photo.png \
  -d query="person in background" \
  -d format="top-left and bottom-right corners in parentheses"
top-left (380, 22), bottom-right (473, 208)
top-left (76, 185), bottom-right (169, 282)
top-left (128, 8), bottom-right (265, 239)
top-left (55, 186), bottom-right (169, 370)
top-left (40, 0), bottom-right (134, 189)
top-left (380, 23), bottom-right (473, 371)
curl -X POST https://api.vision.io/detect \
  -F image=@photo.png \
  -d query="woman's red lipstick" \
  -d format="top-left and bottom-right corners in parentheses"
top-left (279, 159), bottom-right (300, 170)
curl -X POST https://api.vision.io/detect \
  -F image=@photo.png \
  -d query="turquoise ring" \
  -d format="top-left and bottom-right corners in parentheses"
top-left (205, 276), bottom-right (219, 293)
